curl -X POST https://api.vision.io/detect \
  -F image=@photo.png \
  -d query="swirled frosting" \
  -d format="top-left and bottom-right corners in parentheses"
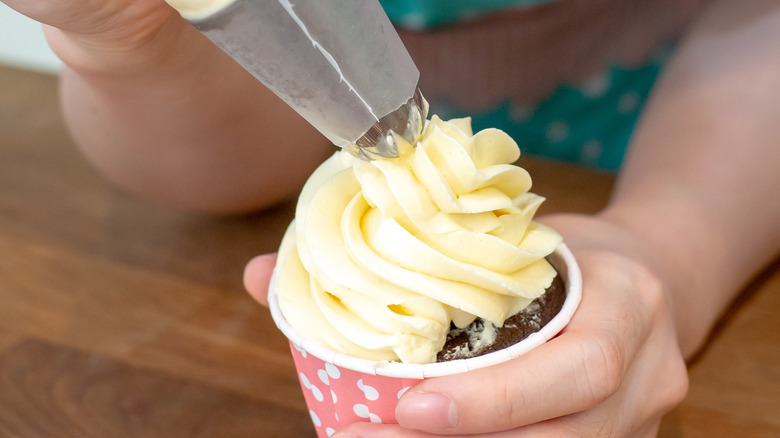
top-left (275, 116), bottom-right (562, 364)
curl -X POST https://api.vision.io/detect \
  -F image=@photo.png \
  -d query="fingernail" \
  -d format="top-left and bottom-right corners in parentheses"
top-left (396, 392), bottom-right (458, 430)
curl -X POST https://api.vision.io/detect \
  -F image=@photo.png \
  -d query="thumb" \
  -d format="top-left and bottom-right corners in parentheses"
top-left (243, 252), bottom-right (278, 307)
top-left (3, 0), bottom-right (170, 34)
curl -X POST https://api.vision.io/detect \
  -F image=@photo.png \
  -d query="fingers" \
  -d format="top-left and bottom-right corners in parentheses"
top-left (330, 249), bottom-right (686, 437)
top-left (333, 422), bottom-right (524, 438)
top-left (394, 329), bottom-right (627, 434)
top-left (44, 0), bottom-right (181, 54)
top-left (11, 0), bottom-right (185, 75)
top-left (332, 423), bottom-right (430, 438)
top-left (507, 406), bottom-right (665, 438)
top-left (2, 0), bottom-right (172, 35)
top-left (334, 414), bottom-right (659, 438)
top-left (393, 251), bottom-right (663, 435)
top-left (243, 252), bottom-right (277, 307)
top-left (336, 391), bottom-right (667, 438)
top-left (509, 344), bottom-right (682, 438)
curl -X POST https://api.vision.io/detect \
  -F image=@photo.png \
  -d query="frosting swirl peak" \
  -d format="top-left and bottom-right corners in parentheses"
top-left (275, 116), bottom-right (561, 363)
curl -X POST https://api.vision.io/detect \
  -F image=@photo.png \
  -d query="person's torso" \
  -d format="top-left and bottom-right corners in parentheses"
top-left (384, 0), bottom-right (713, 169)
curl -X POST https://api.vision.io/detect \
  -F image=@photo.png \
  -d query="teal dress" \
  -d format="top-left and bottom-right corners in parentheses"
top-left (380, 0), bottom-right (672, 171)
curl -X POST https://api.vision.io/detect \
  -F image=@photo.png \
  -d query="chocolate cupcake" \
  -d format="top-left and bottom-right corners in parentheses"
top-left (438, 271), bottom-right (565, 362)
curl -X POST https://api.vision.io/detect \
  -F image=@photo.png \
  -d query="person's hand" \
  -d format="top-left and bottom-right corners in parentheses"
top-left (5, 0), bottom-right (329, 213)
top-left (244, 252), bottom-right (277, 307)
top-left (1, 0), bottom-right (181, 72)
top-left (242, 214), bottom-right (690, 437)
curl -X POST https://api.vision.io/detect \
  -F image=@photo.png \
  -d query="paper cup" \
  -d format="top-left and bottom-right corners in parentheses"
top-left (269, 243), bottom-right (582, 437)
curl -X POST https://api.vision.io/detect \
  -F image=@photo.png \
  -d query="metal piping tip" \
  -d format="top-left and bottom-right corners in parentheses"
top-left (175, 0), bottom-right (423, 162)
top-left (346, 88), bottom-right (428, 161)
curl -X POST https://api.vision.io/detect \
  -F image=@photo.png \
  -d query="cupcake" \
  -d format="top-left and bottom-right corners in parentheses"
top-left (269, 115), bottom-right (581, 436)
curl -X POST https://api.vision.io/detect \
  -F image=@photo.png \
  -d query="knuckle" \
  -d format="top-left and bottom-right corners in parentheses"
top-left (595, 251), bottom-right (668, 316)
top-left (608, 253), bottom-right (668, 321)
top-left (660, 356), bottom-right (690, 412)
top-left (582, 332), bottom-right (625, 402)
top-left (631, 265), bottom-right (667, 320)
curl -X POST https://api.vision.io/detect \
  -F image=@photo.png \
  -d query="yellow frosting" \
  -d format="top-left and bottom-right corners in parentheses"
top-left (276, 116), bottom-right (562, 364)
top-left (164, 0), bottom-right (235, 19)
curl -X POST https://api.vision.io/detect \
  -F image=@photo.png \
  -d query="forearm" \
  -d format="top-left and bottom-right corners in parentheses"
top-left (600, 0), bottom-right (780, 357)
top-left (49, 5), bottom-right (330, 213)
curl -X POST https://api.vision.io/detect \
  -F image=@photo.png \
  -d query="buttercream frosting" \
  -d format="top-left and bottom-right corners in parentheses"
top-left (276, 116), bottom-right (561, 363)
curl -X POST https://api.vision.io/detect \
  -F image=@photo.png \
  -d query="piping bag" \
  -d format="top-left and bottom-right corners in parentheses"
top-left (167, 0), bottom-right (427, 160)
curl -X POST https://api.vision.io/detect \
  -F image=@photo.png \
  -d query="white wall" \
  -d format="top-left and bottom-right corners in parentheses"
top-left (0, 4), bottom-right (62, 73)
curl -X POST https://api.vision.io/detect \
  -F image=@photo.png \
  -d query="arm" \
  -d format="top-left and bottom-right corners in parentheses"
top-left (4, 0), bottom-right (332, 213)
top-left (601, 0), bottom-right (780, 357)
top-left (327, 0), bottom-right (780, 436)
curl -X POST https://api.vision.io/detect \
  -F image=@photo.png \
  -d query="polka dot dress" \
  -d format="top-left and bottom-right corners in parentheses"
top-left (380, 0), bottom-right (674, 172)
top-left (382, 0), bottom-right (556, 30)
top-left (433, 50), bottom-right (672, 171)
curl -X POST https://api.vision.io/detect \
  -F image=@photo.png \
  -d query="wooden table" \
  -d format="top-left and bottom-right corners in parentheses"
top-left (1, 65), bottom-right (777, 437)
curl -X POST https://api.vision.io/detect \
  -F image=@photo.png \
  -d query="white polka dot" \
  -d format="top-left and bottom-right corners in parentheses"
top-left (618, 91), bottom-right (640, 114)
top-left (353, 404), bottom-right (382, 423)
top-left (580, 140), bottom-right (604, 163)
top-left (301, 372), bottom-right (324, 401)
top-left (300, 373), bottom-right (312, 389)
top-left (398, 14), bottom-right (427, 30)
top-left (581, 72), bottom-right (610, 98)
top-left (325, 363), bottom-right (341, 379)
top-left (318, 369), bottom-right (330, 385)
top-left (311, 385), bottom-right (324, 402)
top-left (331, 389), bottom-right (338, 403)
top-left (546, 121), bottom-right (570, 143)
top-left (357, 379), bottom-right (379, 401)
top-left (293, 345), bottom-right (307, 357)
top-left (326, 428), bottom-right (336, 437)
top-left (310, 410), bottom-right (321, 427)
top-left (397, 387), bottom-right (411, 399)
top-left (353, 403), bottom-right (370, 417)
top-left (510, 104), bottom-right (533, 122)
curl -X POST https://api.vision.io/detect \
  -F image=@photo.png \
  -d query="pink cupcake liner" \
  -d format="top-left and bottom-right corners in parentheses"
top-left (269, 243), bottom-right (582, 437)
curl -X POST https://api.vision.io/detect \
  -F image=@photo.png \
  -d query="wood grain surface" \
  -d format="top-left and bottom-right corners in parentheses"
top-left (1, 65), bottom-right (777, 437)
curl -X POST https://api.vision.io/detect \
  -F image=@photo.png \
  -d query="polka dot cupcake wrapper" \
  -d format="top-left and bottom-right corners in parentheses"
top-left (290, 343), bottom-right (422, 437)
top-left (269, 243), bottom-right (582, 437)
